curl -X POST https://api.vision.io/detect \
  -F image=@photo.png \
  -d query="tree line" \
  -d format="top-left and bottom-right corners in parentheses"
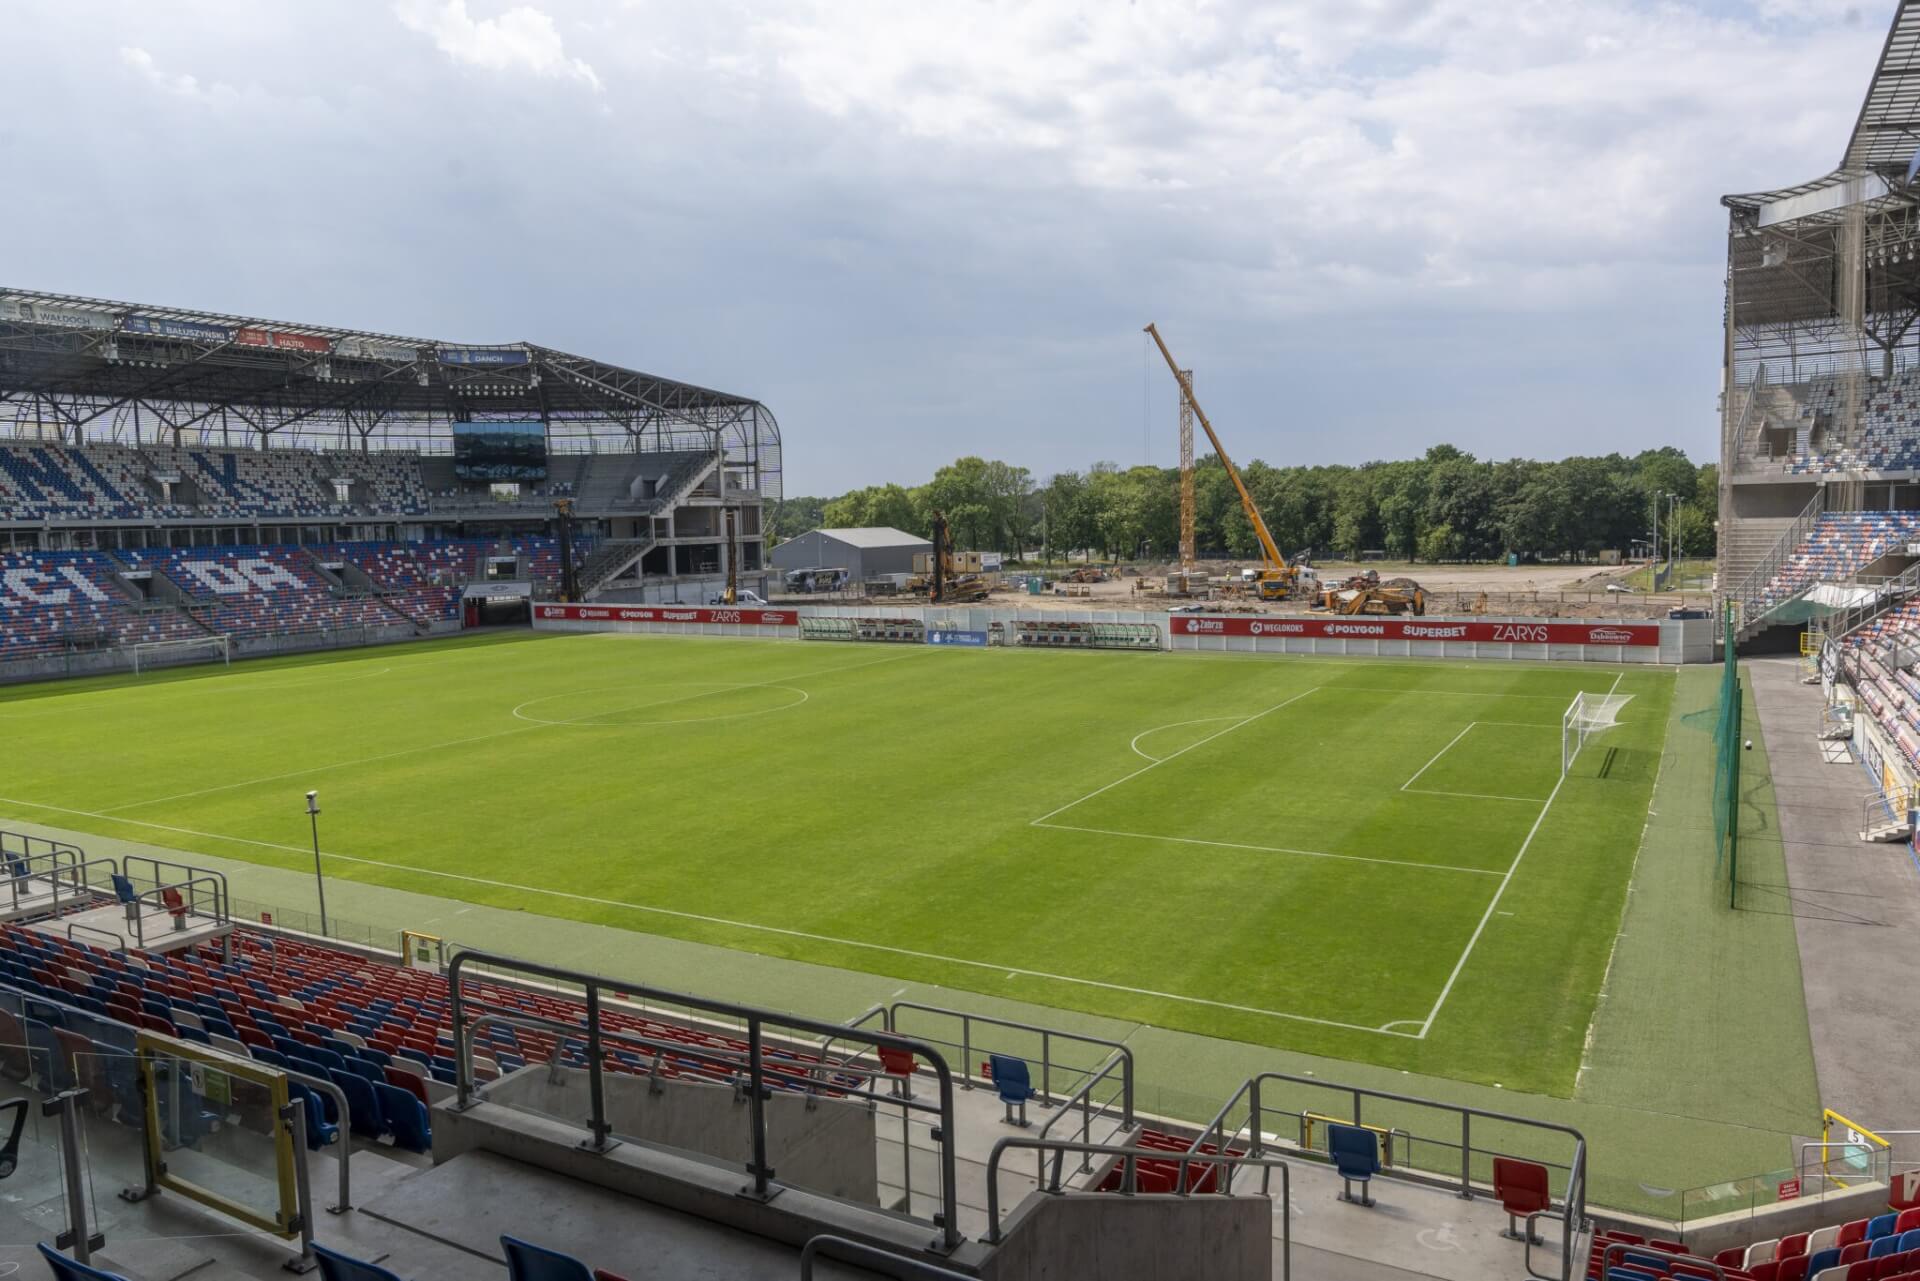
top-left (773, 445), bottom-right (1717, 564)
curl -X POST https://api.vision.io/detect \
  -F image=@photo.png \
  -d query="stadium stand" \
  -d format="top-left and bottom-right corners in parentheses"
top-left (124, 546), bottom-right (397, 638)
top-left (1749, 513), bottom-right (1920, 619)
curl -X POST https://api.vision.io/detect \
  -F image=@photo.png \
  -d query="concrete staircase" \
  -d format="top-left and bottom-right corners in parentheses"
top-left (577, 533), bottom-right (657, 597)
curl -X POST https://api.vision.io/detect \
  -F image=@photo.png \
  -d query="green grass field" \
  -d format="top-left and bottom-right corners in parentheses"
top-left (0, 631), bottom-right (1673, 1096)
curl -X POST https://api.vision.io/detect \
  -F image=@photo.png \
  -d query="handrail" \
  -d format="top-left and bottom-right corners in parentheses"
top-left (447, 950), bottom-right (964, 1252)
top-left (124, 875), bottom-right (228, 948)
top-left (983, 1135), bottom-right (1293, 1280)
top-left (1194, 1070), bottom-right (1586, 1281)
top-left (280, 1065), bottom-right (354, 1213)
top-left (798, 1234), bottom-right (969, 1280)
top-left (63, 921), bottom-right (127, 952)
top-left (882, 1000), bottom-right (1134, 1124)
top-left (1034, 1051), bottom-right (1131, 1183)
top-left (121, 855), bottom-right (229, 921)
top-left (5, 853), bottom-right (120, 919)
top-left (1730, 487), bottom-right (1830, 637)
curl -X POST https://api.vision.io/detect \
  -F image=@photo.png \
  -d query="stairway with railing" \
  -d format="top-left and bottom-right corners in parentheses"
top-left (575, 532), bottom-right (658, 597)
top-left (1728, 489), bottom-right (1826, 642)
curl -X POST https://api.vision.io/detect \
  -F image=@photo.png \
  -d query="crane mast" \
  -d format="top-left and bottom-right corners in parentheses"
top-left (1142, 323), bottom-right (1297, 599)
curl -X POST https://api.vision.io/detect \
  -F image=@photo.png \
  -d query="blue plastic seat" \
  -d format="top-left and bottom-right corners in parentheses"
top-left (987, 1053), bottom-right (1037, 1127)
top-left (1870, 1212), bottom-right (1901, 1240)
top-left (1327, 1123), bottom-right (1381, 1207)
top-left (109, 875), bottom-right (136, 906)
top-left (311, 1241), bottom-right (407, 1281)
top-left (341, 1058), bottom-right (385, 1084)
top-left (37, 1242), bottom-right (133, 1281)
top-left (374, 1081), bottom-right (431, 1153)
top-left (1901, 1229), bottom-right (1920, 1253)
top-left (499, 1235), bottom-right (594, 1281)
top-left (289, 1084), bottom-right (338, 1149)
top-left (1869, 1235), bottom-right (1900, 1259)
top-left (330, 1069), bottom-right (385, 1139)
top-left (1807, 1247), bottom-right (1841, 1277)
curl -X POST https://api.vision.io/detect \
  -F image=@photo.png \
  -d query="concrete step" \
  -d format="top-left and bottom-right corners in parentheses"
top-left (1860, 819), bottom-right (1912, 842)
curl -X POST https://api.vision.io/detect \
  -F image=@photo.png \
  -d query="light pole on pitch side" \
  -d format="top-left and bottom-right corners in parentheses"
top-left (306, 790), bottom-right (328, 937)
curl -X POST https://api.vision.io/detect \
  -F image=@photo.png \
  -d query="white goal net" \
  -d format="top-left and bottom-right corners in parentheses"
top-left (1562, 690), bottom-right (1631, 775)
top-left (130, 636), bottom-right (230, 676)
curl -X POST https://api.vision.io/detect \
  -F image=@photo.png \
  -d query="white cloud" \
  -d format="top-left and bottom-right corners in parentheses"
top-left (395, 0), bottom-right (601, 90)
top-left (117, 46), bottom-right (239, 105)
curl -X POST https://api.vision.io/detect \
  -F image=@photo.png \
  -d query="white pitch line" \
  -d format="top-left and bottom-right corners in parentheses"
top-left (95, 649), bottom-right (925, 816)
top-left (1329, 686), bottom-right (1594, 701)
top-left (1029, 686), bottom-right (1321, 827)
top-left (1416, 670), bottom-right (1624, 1038)
top-left (1032, 821), bottom-right (1503, 877)
top-left (1128, 716), bottom-right (1244, 762)
top-left (1400, 723), bottom-right (1476, 792)
top-left (0, 794), bottom-right (1416, 1038)
top-left (1401, 789), bottom-right (1551, 805)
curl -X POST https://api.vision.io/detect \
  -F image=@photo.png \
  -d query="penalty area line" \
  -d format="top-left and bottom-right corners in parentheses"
top-left (1416, 670), bottom-right (1624, 1038)
top-left (0, 794), bottom-right (1419, 1039)
top-left (1033, 821), bottom-right (1503, 877)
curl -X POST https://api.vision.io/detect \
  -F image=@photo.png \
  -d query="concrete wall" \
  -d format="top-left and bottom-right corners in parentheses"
top-left (983, 1193), bottom-right (1272, 1281)
top-left (485, 1065), bottom-right (878, 1205)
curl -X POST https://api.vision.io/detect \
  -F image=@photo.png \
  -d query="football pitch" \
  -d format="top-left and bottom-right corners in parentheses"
top-left (0, 630), bottom-right (1674, 1096)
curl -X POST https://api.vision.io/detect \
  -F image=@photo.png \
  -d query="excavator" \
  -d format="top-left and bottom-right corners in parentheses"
top-left (1315, 569), bottom-right (1429, 616)
top-left (1143, 323), bottom-right (1311, 602)
top-left (914, 510), bottom-right (992, 603)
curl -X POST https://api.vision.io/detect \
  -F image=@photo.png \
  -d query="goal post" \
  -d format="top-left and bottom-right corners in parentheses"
top-left (1562, 689), bottom-right (1632, 775)
top-left (129, 635), bottom-right (229, 676)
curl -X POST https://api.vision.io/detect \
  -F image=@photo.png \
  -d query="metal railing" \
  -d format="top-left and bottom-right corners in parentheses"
top-left (1190, 1071), bottom-right (1586, 1281)
top-left (1, 849), bottom-right (119, 919)
top-left (798, 1234), bottom-right (969, 1280)
top-left (984, 1135), bottom-right (1294, 1280)
top-left (1033, 1051), bottom-right (1133, 1182)
top-left (446, 950), bottom-right (965, 1252)
top-left (1728, 487), bottom-right (1827, 638)
top-left (857, 1000), bottom-right (1135, 1122)
top-left (281, 1066), bottom-right (354, 1214)
top-left (118, 874), bottom-right (230, 949)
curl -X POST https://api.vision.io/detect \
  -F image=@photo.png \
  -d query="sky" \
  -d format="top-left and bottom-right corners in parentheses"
top-left (0, 0), bottom-right (1894, 495)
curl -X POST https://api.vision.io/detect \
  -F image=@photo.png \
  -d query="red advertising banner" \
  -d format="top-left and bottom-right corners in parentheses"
top-left (235, 328), bottom-right (331, 353)
top-left (1169, 616), bottom-right (1660, 646)
top-left (1776, 1179), bottom-right (1800, 1202)
top-left (535, 603), bottom-right (796, 627)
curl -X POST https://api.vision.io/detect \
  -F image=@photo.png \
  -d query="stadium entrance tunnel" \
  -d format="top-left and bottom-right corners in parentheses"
top-left (465, 583), bottom-right (532, 627)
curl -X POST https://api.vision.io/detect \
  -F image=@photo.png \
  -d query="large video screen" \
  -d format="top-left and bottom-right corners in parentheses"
top-left (453, 422), bottom-right (547, 481)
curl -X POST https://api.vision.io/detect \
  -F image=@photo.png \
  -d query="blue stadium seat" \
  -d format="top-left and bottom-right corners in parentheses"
top-left (37, 1243), bottom-right (132, 1281)
top-left (289, 1084), bottom-right (338, 1149)
top-left (1328, 1123), bottom-right (1380, 1207)
top-left (987, 1054), bottom-right (1036, 1127)
top-left (374, 1081), bottom-right (431, 1153)
top-left (311, 1242), bottom-right (408, 1281)
top-left (329, 1069), bottom-right (385, 1139)
top-left (1868, 1234), bottom-right (1900, 1259)
top-left (1869, 1214), bottom-right (1899, 1241)
top-left (499, 1236), bottom-right (594, 1281)
top-left (1807, 1247), bottom-right (1841, 1277)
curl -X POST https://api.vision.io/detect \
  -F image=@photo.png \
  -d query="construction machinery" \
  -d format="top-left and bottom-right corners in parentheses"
top-left (1315, 570), bottom-right (1429, 616)
top-left (912, 510), bottom-right (992, 604)
top-left (1144, 323), bottom-right (1311, 602)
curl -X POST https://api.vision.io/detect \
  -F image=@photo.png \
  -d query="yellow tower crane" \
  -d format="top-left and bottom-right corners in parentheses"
top-left (1143, 323), bottom-right (1303, 601)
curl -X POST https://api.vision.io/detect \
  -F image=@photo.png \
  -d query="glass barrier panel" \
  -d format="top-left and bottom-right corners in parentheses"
top-left (0, 1041), bottom-right (74, 1271)
top-left (136, 1035), bottom-right (296, 1238)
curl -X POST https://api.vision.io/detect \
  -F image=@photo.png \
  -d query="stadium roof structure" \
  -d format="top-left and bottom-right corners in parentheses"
top-left (810, 527), bottom-right (932, 548)
top-left (0, 287), bottom-right (781, 496)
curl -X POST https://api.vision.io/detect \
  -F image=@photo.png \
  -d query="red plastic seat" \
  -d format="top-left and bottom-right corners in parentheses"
top-left (1722, 1249), bottom-right (1751, 1269)
top-left (1782, 1236), bottom-right (1811, 1262)
top-left (1778, 1254), bottom-right (1810, 1281)
top-left (1494, 1157), bottom-right (1553, 1240)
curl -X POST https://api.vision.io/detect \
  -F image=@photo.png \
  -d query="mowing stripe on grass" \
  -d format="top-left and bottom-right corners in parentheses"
top-left (1029, 686), bottom-right (1321, 827)
top-left (1415, 670), bottom-right (1624, 1037)
top-left (0, 792), bottom-right (1421, 1037)
top-left (94, 648), bottom-right (927, 815)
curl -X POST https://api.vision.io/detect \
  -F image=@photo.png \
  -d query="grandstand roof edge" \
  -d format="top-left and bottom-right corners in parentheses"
top-left (0, 286), bottom-right (766, 410)
top-left (1842, 0), bottom-right (1920, 172)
